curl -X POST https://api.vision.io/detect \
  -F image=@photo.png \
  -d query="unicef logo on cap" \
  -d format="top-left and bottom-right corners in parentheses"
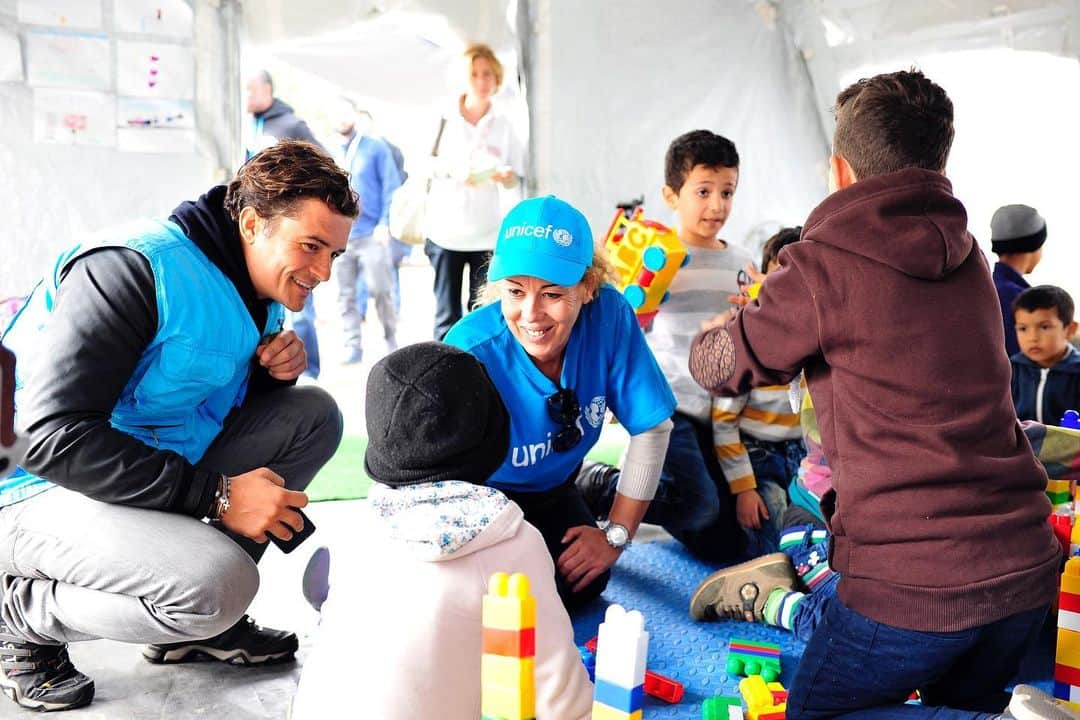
top-left (552, 228), bottom-right (573, 247)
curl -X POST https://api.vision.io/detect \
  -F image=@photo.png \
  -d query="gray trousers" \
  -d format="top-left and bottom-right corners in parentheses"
top-left (0, 385), bottom-right (343, 647)
top-left (337, 235), bottom-right (397, 352)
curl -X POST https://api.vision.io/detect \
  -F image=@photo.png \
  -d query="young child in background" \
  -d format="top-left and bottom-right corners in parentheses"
top-left (577, 129), bottom-right (755, 562)
top-left (713, 226), bottom-right (806, 556)
top-left (688, 69), bottom-right (1066, 719)
top-left (992, 204), bottom-right (1049, 357)
top-left (1011, 285), bottom-right (1080, 425)
top-left (291, 343), bottom-right (592, 720)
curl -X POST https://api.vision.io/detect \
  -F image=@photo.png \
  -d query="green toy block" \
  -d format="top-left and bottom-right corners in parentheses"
top-left (726, 638), bottom-right (781, 683)
top-left (703, 695), bottom-right (743, 720)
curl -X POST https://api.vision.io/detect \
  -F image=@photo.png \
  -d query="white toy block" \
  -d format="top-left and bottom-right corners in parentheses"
top-left (593, 603), bottom-right (649, 689)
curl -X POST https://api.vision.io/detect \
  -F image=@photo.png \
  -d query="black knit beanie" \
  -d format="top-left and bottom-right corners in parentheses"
top-left (364, 342), bottom-right (510, 487)
top-left (990, 204), bottom-right (1047, 255)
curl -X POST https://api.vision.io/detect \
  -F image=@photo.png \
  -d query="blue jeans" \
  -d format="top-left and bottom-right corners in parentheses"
top-left (787, 596), bottom-right (1047, 719)
top-left (643, 413), bottom-right (743, 562)
top-left (423, 240), bottom-right (491, 341)
top-left (289, 294), bottom-right (320, 379)
top-left (742, 437), bottom-right (803, 556)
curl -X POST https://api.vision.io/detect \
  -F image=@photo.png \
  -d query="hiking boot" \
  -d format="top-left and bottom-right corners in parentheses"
top-left (575, 460), bottom-right (619, 521)
top-left (142, 615), bottom-right (298, 666)
top-left (689, 552), bottom-right (797, 622)
top-left (1006, 684), bottom-right (1080, 719)
top-left (0, 621), bottom-right (94, 712)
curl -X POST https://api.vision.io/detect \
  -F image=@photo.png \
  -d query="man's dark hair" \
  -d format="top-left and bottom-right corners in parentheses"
top-left (761, 226), bottom-right (802, 271)
top-left (833, 69), bottom-right (954, 180)
top-left (255, 69), bottom-right (273, 90)
top-left (664, 130), bottom-right (739, 193)
top-left (225, 140), bottom-right (359, 222)
top-left (1014, 285), bottom-right (1075, 326)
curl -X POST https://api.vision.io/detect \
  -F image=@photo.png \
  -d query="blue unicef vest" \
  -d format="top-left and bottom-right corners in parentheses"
top-left (0, 219), bottom-right (285, 506)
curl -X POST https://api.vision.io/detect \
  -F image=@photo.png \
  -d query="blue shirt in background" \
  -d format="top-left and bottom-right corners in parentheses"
top-left (341, 133), bottom-right (402, 239)
top-left (446, 286), bottom-right (676, 492)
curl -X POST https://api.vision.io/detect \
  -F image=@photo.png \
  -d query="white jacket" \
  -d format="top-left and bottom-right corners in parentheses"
top-left (291, 481), bottom-right (593, 720)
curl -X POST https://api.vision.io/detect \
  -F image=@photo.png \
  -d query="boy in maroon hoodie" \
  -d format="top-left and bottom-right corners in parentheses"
top-left (689, 70), bottom-right (1068, 719)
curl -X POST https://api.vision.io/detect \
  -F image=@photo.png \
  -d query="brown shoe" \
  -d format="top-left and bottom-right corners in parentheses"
top-left (689, 552), bottom-right (797, 622)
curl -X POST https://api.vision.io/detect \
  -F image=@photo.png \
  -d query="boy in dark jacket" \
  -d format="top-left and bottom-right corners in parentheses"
top-left (1012, 285), bottom-right (1080, 425)
top-left (689, 70), bottom-right (1068, 719)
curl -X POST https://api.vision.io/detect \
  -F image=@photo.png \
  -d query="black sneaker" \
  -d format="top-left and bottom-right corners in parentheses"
top-left (0, 622), bottom-right (94, 712)
top-left (575, 460), bottom-right (619, 520)
top-left (142, 615), bottom-right (298, 666)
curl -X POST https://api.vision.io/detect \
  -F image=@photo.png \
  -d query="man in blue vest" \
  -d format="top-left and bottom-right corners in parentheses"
top-left (0, 141), bottom-right (356, 711)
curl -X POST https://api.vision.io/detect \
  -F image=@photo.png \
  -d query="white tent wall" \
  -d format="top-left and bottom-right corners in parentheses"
top-left (0, 0), bottom-right (240, 300)
top-left (523, 0), bottom-right (830, 254)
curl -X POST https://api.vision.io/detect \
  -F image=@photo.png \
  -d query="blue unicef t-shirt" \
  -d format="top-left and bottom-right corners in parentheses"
top-left (445, 285), bottom-right (676, 493)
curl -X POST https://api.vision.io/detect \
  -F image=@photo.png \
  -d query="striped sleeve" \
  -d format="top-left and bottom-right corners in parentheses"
top-left (739, 385), bottom-right (803, 442)
top-left (712, 394), bottom-right (756, 493)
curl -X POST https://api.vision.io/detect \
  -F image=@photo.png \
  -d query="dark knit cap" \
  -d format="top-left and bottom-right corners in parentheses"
top-left (363, 342), bottom-right (510, 487)
top-left (990, 204), bottom-right (1047, 255)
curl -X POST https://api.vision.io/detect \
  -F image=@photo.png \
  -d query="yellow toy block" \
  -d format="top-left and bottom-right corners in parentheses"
top-left (1064, 558), bottom-right (1080, 597)
top-left (483, 572), bottom-right (537, 630)
top-left (481, 655), bottom-right (536, 690)
top-left (603, 207), bottom-right (688, 322)
top-left (481, 682), bottom-right (536, 720)
top-left (1057, 627), bottom-right (1080, 667)
top-left (740, 675), bottom-right (787, 720)
top-left (1048, 479), bottom-right (1072, 495)
top-left (590, 702), bottom-right (643, 720)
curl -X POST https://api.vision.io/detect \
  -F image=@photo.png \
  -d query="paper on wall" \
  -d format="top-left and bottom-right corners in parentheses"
top-left (114, 0), bottom-right (194, 38)
top-left (17, 0), bottom-right (103, 29)
top-left (117, 41), bottom-right (194, 99)
top-left (33, 88), bottom-right (116, 146)
top-left (117, 127), bottom-right (195, 153)
top-left (26, 30), bottom-right (110, 91)
top-left (0, 27), bottom-right (23, 83)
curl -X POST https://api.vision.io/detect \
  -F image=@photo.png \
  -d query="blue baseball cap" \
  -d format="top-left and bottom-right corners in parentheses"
top-left (488, 195), bottom-right (594, 286)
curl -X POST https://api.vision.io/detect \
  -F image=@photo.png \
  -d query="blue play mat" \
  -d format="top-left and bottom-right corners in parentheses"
top-left (570, 539), bottom-right (1055, 718)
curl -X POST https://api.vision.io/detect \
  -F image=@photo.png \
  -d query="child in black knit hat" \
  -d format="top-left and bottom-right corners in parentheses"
top-left (292, 342), bottom-right (592, 720)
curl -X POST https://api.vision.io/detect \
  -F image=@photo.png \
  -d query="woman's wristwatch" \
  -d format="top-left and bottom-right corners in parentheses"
top-left (601, 520), bottom-right (631, 550)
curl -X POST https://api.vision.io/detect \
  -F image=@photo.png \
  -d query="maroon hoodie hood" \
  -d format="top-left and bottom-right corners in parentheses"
top-left (802, 168), bottom-right (973, 281)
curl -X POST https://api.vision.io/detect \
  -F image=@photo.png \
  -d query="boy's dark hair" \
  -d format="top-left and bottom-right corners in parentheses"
top-left (833, 69), bottom-right (954, 180)
top-left (761, 226), bottom-right (802, 271)
top-left (1014, 285), bottom-right (1075, 326)
top-left (225, 140), bottom-right (359, 222)
top-left (664, 130), bottom-right (739, 193)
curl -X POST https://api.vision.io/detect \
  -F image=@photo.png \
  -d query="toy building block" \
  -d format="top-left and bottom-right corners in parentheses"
top-left (727, 639), bottom-right (782, 682)
top-left (603, 207), bottom-right (689, 328)
top-left (1063, 410), bottom-right (1080, 430)
top-left (585, 636), bottom-right (684, 703)
top-left (1051, 510), bottom-right (1075, 558)
top-left (739, 675), bottom-right (787, 720)
top-left (578, 645), bottom-right (596, 682)
top-left (592, 604), bottom-right (649, 719)
top-left (1048, 478), bottom-right (1074, 511)
top-left (703, 695), bottom-right (744, 720)
top-left (481, 572), bottom-right (536, 720)
top-left (1056, 557), bottom-right (1080, 710)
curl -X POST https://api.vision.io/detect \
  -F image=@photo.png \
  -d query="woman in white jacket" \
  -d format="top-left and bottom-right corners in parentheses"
top-left (291, 343), bottom-right (592, 719)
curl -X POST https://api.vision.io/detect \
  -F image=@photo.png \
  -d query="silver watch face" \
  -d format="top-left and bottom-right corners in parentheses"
top-left (606, 523), bottom-right (630, 548)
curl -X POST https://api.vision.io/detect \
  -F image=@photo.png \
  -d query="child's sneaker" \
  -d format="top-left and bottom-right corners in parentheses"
top-left (1006, 684), bottom-right (1080, 719)
top-left (689, 552), bottom-right (797, 622)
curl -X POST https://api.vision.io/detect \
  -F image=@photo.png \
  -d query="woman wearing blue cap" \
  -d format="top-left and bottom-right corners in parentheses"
top-left (445, 195), bottom-right (676, 606)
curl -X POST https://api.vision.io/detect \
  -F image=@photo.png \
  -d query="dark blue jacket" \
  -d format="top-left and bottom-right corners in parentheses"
top-left (1011, 345), bottom-right (1080, 424)
top-left (994, 261), bottom-right (1030, 357)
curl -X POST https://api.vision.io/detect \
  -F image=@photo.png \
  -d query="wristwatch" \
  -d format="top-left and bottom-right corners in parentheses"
top-left (601, 521), bottom-right (631, 550)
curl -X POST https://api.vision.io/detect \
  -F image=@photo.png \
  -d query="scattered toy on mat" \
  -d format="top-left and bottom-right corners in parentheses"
top-left (591, 604), bottom-right (649, 719)
top-left (739, 675), bottom-right (786, 720)
top-left (584, 636), bottom-right (685, 703)
top-left (727, 638), bottom-right (781, 682)
top-left (702, 695), bottom-right (744, 719)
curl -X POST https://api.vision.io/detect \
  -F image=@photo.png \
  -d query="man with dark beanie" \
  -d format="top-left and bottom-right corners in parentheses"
top-left (292, 343), bottom-right (592, 720)
top-left (992, 204), bottom-right (1048, 356)
top-left (689, 71), bottom-right (1068, 719)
